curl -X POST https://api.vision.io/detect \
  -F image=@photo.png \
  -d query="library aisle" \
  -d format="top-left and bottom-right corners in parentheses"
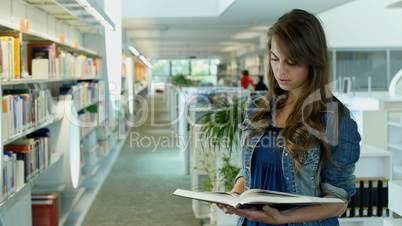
top-left (83, 93), bottom-right (200, 226)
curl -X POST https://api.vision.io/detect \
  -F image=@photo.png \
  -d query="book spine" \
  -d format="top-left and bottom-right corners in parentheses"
top-left (361, 180), bottom-right (370, 217)
top-left (370, 180), bottom-right (379, 216)
top-left (380, 180), bottom-right (389, 217)
top-left (353, 180), bottom-right (361, 217)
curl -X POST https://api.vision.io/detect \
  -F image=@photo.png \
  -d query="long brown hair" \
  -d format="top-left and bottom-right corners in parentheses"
top-left (248, 9), bottom-right (343, 172)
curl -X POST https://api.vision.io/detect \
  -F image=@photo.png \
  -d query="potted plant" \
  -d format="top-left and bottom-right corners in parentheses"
top-left (171, 74), bottom-right (193, 88)
top-left (197, 95), bottom-right (248, 191)
top-left (194, 95), bottom-right (248, 224)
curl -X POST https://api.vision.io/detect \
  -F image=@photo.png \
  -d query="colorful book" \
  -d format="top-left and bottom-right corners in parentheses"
top-left (32, 193), bottom-right (59, 226)
top-left (27, 42), bottom-right (56, 77)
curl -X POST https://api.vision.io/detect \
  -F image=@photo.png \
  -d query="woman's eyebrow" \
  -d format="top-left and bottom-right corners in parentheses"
top-left (270, 51), bottom-right (278, 58)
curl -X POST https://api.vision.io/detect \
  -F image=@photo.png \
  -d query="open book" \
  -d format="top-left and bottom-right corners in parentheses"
top-left (172, 189), bottom-right (345, 210)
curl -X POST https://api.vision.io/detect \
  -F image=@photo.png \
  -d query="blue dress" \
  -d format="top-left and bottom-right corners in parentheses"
top-left (246, 126), bottom-right (287, 226)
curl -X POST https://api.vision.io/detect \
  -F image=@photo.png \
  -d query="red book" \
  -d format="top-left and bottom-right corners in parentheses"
top-left (32, 193), bottom-right (59, 226)
top-left (5, 138), bottom-right (35, 152)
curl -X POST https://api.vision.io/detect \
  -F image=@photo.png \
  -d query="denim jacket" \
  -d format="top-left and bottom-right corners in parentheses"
top-left (235, 99), bottom-right (361, 226)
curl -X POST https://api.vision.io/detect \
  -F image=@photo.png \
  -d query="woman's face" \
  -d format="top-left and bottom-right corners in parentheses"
top-left (270, 36), bottom-right (309, 97)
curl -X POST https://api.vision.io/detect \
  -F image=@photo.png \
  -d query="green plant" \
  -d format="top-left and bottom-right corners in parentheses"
top-left (218, 155), bottom-right (240, 192)
top-left (197, 96), bottom-right (248, 192)
top-left (171, 74), bottom-right (192, 87)
top-left (197, 150), bottom-right (216, 192)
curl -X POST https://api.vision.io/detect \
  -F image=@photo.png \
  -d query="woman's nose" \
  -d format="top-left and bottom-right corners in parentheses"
top-left (278, 62), bottom-right (286, 75)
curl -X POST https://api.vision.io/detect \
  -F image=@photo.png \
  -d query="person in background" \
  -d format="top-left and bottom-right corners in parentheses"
top-left (255, 75), bottom-right (268, 91)
top-left (218, 9), bottom-right (361, 226)
top-left (240, 70), bottom-right (256, 90)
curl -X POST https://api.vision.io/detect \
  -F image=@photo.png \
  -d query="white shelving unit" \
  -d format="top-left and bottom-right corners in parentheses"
top-left (338, 144), bottom-right (392, 226)
top-left (0, 0), bottom-right (124, 225)
top-left (387, 110), bottom-right (402, 179)
top-left (385, 110), bottom-right (402, 225)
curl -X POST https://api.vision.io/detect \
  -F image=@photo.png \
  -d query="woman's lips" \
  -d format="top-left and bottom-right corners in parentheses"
top-left (278, 78), bottom-right (290, 85)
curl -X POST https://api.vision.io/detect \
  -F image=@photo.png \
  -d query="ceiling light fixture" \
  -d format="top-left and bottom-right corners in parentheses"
top-left (75, 0), bottom-right (115, 31)
top-left (129, 46), bottom-right (140, 56)
top-left (139, 55), bottom-right (153, 69)
top-left (231, 32), bottom-right (262, 39)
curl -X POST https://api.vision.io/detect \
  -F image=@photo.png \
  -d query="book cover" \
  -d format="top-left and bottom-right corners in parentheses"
top-left (0, 37), bottom-right (11, 80)
top-left (0, 32), bottom-right (21, 79)
top-left (13, 37), bottom-right (20, 79)
top-left (16, 160), bottom-right (25, 188)
top-left (27, 128), bottom-right (51, 166)
top-left (32, 193), bottom-right (59, 226)
top-left (27, 42), bottom-right (56, 76)
top-left (15, 151), bottom-right (30, 182)
top-left (6, 138), bottom-right (35, 151)
top-left (3, 152), bottom-right (16, 195)
top-left (32, 58), bottom-right (49, 79)
top-left (172, 189), bottom-right (345, 210)
top-left (2, 98), bottom-right (9, 140)
top-left (0, 38), bottom-right (2, 75)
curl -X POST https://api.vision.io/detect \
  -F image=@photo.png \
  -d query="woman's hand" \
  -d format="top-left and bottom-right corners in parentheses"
top-left (229, 205), bottom-right (285, 225)
top-left (216, 203), bottom-right (235, 215)
top-left (226, 197), bottom-right (348, 225)
top-left (216, 191), bottom-right (240, 215)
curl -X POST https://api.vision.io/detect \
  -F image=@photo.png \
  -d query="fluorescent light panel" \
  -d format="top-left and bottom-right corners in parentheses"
top-left (129, 46), bottom-right (140, 56)
top-left (139, 55), bottom-right (153, 69)
top-left (231, 32), bottom-right (262, 39)
top-left (248, 26), bottom-right (270, 31)
top-left (75, 0), bottom-right (115, 31)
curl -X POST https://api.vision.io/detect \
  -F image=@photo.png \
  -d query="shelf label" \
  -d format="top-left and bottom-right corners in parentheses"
top-left (74, 39), bottom-right (79, 49)
top-left (20, 18), bottom-right (29, 33)
top-left (59, 33), bottom-right (65, 45)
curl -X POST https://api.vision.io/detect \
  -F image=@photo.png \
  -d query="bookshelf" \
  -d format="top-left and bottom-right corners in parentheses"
top-left (133, 60), bottom-right (149, 118)
top-left (122, 50), bottom-right (149, 118)
top-left (387, 110), bottom-right (402, 178)
top-left (0, 0), bottom-right (124, 225)
top-left (244, 54), bottom-right (264, 77)
top-left (386, 110), bottom-right (402, 225)
top-left (217, 58), bottom-right (241, 87)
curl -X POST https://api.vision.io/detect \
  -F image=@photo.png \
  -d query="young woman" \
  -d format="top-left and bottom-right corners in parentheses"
top-left (218, 9), bottom-right (361, 226)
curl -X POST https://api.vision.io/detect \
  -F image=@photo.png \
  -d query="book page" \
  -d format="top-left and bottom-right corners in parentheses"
top-left (239, 189), bottom-right (345, 206)
top-left (172, 189), bottom-right (240, 207)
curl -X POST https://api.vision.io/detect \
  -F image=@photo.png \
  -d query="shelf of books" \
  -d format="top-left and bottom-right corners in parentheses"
top-left (338, 144), bottom-right (393, 226)
top-left (0, 0), bottom-right (123, 225)
top-left (244, 54), bottom-right (265, 77)
top-left (216, 58), bottom-right (240, 86)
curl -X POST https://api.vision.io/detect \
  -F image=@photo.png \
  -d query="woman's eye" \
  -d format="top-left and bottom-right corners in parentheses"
top-left (288, 61), bottom-right (295, 66)
top-left (271, 58), bottom-right (278, 61)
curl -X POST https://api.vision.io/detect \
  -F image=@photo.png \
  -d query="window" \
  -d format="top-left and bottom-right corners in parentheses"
top-left (151, 59), bottom-right (170, 76)
top-left (171, 60), bottom-right (190, 76)
top-left (335, 51), bottom-right (387, 90)
top-left (191, 59), bottom-right (210, 75)
top-left (151, 59), bottom-right (170, 83)
top-left (390, 50), bottom-right (402, 79)
top-left (151, 59), bottom-right (219, 85)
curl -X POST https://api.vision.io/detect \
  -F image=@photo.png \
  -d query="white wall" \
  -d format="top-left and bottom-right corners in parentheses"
top-left (318, 0), bottom-right (402, 48)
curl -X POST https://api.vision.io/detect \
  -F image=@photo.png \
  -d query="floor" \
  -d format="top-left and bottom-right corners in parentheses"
top-left (83, 94), bottom-right (201, 226)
